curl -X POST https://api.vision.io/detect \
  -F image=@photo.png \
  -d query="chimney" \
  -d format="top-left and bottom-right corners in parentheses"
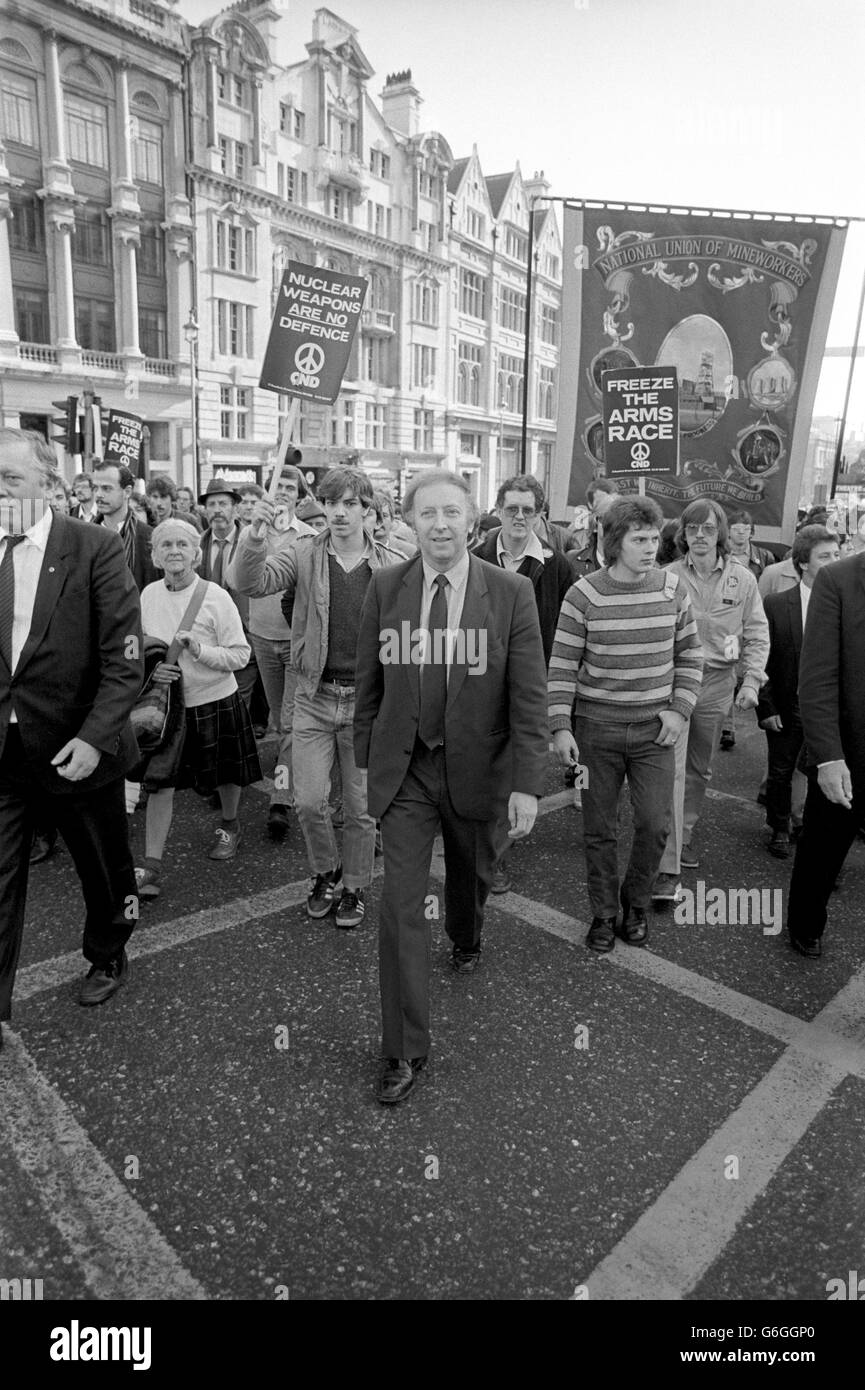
top-left (380, 69), bottom-right (422, 137)
top-left (523, 169), bottom-right (551, 201)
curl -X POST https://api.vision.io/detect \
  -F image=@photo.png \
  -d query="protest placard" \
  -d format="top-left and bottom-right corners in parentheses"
top-left (602, 367), bottom-right (679, 479)
top-left (260, 261), bottom-right (368, 404)
top-left (103, 410), bottom-right (144, 473)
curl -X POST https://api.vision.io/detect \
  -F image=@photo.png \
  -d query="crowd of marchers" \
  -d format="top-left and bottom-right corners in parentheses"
top-left (1, 425), bottom-right (862, 1105)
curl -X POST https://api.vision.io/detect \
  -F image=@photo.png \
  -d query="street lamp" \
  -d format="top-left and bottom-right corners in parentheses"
top-left (184, 313), bottom-right (200, 496)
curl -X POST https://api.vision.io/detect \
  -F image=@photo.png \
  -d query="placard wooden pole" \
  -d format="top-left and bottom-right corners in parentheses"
top-left (269, 396), bottom-right (301, 501)
top-left (638, 477), bottom-right (646, 497)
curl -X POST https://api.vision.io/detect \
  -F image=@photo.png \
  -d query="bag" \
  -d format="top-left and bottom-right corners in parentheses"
top-left (130, 579), bottom-right (208, 755)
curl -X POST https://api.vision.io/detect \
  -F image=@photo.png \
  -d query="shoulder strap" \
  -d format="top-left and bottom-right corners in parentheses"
top-left (165, 578), bottom-right (209, 663)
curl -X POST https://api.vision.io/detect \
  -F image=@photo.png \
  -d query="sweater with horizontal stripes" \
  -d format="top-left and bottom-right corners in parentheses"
top-left (547, 566), bottom-right (703, 727)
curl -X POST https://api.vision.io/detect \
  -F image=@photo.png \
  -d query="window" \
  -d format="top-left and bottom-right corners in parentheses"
top-left (14, 288), bottom-right (48, 343)
top-left (328, 185), bottom-right (351, 222)
top-left (537, 365), bottom-right (556, 419)
top-left (460, 269), bottom-right (486, 320)
top-left (457, 341), bottom-right (482, 406)
top-left (367, 202), bottom-right (391, 238)
top-left (363, 337), bottom-right (389, 383)
top-left (139, 309), bottom-right (167, 358)
top-left (370, 149), bottom-right (390, 179)
top-left (216, 300), bottom-right (254, 357)
top-left (412, 280), bottom-right (439, 325)
top-left (419, 171), bottom-right (434, 198)
top-left (9, 194), bottom-right (44, 253)
top-left (544, 251), bottom-right (560, 279)
top-left (459, 432), bottom-right (482, 457)
top-left (330, 400), bottom-right (355, 447)
top-left (536, 441), bottom-right (553, 487)
top-left (418, 219), bottom-right (437, 253)
top-left (144, 421), bottom-right (171, 460)
top-left (505, 227), bottom-right (528, 262)
top-left (413, 409), bottom-right (434, 452)
top-left (539, 303), bottom-right (559, 346)
top-left (72, 208), bottom-right (111, 267)
top-left (466, 209), bottom-right (485, 241)
top-left (218, 137), bottom-right (248, 181)
top-left (279, 102), bottom-right (291, 134)
top-left (498, 354), bottom-right (524, 413)
top-left (328, 112), bottom-right (357, 155)
top-left (1, 72), bottom-right (36, 146)
top-left (131, 116), bottom-right (162, 184)
top-left (75, 298), bottom-right (116, 352)
top-left (217, 71), bottom-right (247, 108)
top-left (216, 221), bottom-right (255, 275)
top-left (293, 109), bottom-right (305, 140)
top-left (220, 385), bottom-right (251, 440)
top-left (276, 163), bottom-right (306, 204)
top-left (498, 286), bottom-right (526, 335)
top-left (363, 404), bottom-right (387, 450)
top-left (138, 222), bottom-right (165, 278)
top-left (65, 95), bottom-right (108, 167)
top-left (412, 344), bottom-right (437, 389)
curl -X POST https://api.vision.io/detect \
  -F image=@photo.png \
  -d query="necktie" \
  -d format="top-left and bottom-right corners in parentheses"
top-left (0, 535), bottom-right (27, 671)
top-left (211, 539), bottom-right (225, 587)
top-left (418, 573), bottom-right (448, 750)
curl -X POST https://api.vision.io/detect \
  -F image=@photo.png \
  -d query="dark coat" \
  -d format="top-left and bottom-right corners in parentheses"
top-left (354, 551), bottom-right (549, 820)
top-left (94, 512), bottom-right (157, 591)
top-left (756, 584), bottom-right (803, 728)
top-left (198, 522), bottom-right (249, 627)
top-left (0, 512), bottom-right (143, 792)
top-left (797, 552), bottom-right (865, 777)
top-left (472, 529), bottom-right (574, 666)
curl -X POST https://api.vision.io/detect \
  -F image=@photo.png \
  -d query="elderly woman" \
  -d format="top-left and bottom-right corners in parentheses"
top-left (135, 518), bottom-right (261, 899)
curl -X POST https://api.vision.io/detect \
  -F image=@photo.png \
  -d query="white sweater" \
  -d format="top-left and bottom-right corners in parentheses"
top-left (140, 579), bottom-right (250, 708)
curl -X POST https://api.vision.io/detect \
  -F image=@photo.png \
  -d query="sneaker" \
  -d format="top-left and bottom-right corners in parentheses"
top-left (134, 866), bottom-right (161, 900)
top-left (307, 865), bottom-right (342, 918)
top-left (680, 842), bottom-right (699, 869)
top-left (335, 888), bottom-right (366, 929)
top-left (79, 950), bottom-right (129, 1006)
top-left (209, 826), bottom-right (241, 861)
top-left (652, 872), bottom-right (681, 903)
top-left (720, 730), bottom-right (735, 751)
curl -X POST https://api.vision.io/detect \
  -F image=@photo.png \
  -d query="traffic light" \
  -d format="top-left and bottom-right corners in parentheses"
top-left (52, 396), bottom-right (81, 455)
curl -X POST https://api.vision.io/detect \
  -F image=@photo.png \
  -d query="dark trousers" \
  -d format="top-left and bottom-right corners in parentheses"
top-left (764, 712), bottom-right (804, 831)
top-left (787, 773), bottom-right (864, 941)
top-left (575, 714), bottom-right (674, 919)
top-left (378, 739), bottom-right (499, 1059)
top-left (0, 727), bottom-right (137, 1020)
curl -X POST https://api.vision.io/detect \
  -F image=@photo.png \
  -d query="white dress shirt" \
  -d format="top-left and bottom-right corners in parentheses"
top-left (800, 579), bottom-right (812, 627)
top-left (0, 504), bottom-right (53, 716)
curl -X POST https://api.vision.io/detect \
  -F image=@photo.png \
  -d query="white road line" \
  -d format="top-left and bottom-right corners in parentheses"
top-left (583, 1046), bottom-right (845, 1300)
top-left (0, 1031), bottom-right (206, 1300)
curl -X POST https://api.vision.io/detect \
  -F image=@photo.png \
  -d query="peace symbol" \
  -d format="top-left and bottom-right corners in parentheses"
top-left (631, 441), bottom-right (650, 463)
top-left (295, 343), bottom-right (325, 374)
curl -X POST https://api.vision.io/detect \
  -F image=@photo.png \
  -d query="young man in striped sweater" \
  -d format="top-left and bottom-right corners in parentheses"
top-left (548, 497), bottom-right (703, 952)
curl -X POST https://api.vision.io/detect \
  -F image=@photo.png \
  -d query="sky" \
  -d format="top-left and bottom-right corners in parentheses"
top-left (180, 0), bottom-right (865, 430)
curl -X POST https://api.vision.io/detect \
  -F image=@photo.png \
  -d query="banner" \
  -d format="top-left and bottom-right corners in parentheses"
top-left (555, 206), bottom-right (847, 535)
top-left (103, 410), bottom-right (144, 472)
top-left (260, 260), bottom-right (368, 404)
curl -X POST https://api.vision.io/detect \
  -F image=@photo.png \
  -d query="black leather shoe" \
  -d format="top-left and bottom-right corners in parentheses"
top-left (79, 950), bottom-right (129, 1006)
top-left (619, 907), bottom-right (648, 946)
top-left (788, 934), bottom-right (822, 959)
top-left (30, 830), bottom-right (58, 865)
top-left (586, 916), bottom-right (616, 953)
top-left (767, 830), bottom-right (790, 859)
top-left (377, 1055), bottom-right (427, 1105)
top-left (267, 804), bottom-right (291, 840)
top-left (451, 946), bottom-right (481, 975)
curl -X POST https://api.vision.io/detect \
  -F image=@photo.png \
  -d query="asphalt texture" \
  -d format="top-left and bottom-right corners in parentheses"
top-left (2, 713), bottom-right (864, 1308)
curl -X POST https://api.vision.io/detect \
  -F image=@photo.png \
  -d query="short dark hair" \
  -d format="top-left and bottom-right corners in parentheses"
top-left (318, 466), bottom-right (373, 506)
top-left (602, 496), bottom-right (664, 564)
top-left (675, 497), bottom-right (730, 558)
top-left (586, 477), bottom-right (619, 505)
top-left (372, 488), bottom-right (394, 521)
top-left (73, 471), bottom-right (93, 489)
top-left (146, 475), bottom-right (177, 501)
top-left (728, 510), bottom-right (754, 529)
top-left (791, 524), bottom-right (837, 576)
top-left (495, 474), bottom-right (545, 512)
top-left (93, 462), bottom-right (135, 491)
top-left (238, 482), bottom-right (264, 500)
top-left (402, 468), bottom-right (474, 523)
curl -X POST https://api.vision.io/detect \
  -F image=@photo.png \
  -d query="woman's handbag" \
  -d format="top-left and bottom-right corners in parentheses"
top-left (130, 580), bottom-right (208, 754)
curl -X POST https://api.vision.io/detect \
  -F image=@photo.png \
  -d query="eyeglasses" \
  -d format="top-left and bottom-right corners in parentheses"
top-left (685, 523), bottom-right (718, 537)
top-left (502, 505), bottom-right (536, 518)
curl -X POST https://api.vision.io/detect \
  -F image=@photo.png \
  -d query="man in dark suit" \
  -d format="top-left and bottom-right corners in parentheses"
top-left (197, 478), bottom-right (260, 717)
top-left (0, 429), bottom-right (143, 1046)
top-left (355, 469), bottom-right (548, 1105)
top-left (92, 461), bottom-right (157, 592)
top-left (786, 541), bottom-right (865, 958)
top-left (758, 526), bottom-right (839, 860)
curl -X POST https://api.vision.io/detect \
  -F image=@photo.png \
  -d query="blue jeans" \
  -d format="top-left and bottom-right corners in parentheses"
top-left (251, 635), bottom-right (296, 807)
top-left (575, 715), bottom-right (675, 919)
top-left (292, 682), bottom-right (375, 891)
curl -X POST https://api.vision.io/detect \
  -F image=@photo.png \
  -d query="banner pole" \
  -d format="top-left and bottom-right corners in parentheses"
top-left (269, 397), bottom-right (301, 501)
top-left (520, 200), bottom-right (536, 475)
top-left (830, 258), bottom-right (865, 497)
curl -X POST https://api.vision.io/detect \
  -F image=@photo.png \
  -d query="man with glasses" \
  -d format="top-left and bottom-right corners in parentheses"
top-left (474, 474), bottom-right (573, 892)
top-left (720, 510), bottom-right (775, 749)
top-left (652, 499), bottom-right (769, 902)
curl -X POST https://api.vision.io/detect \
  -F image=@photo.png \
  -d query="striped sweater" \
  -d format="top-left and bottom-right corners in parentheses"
top-left (548, 567), bottom-right (703, 728)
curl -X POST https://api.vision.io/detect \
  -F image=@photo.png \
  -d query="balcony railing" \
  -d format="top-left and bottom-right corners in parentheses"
top-left (143, 356), bottom-right (177, 377)
top-left (81, 349), bottom-right (124, 371)
top-left (361, 309), bottom-right (395, 335)
top-left (18, 342), bottom-right (58, 364)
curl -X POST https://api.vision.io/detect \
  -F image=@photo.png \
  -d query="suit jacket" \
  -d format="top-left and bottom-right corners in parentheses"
top-left (797, 552), bottom-right (865, 776)
top-left (0, 512), bottom-right (143, 792)
top-left (472, 529), bottom-right (573, 665)
top-left (198, 523), bottom-right (249, 627)
top-left (354, 551), bottom-right (549, 820)
top-left (94, 512), bottom-right (157, 591)
top-left (756, 584), bottom-right (803, 728)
